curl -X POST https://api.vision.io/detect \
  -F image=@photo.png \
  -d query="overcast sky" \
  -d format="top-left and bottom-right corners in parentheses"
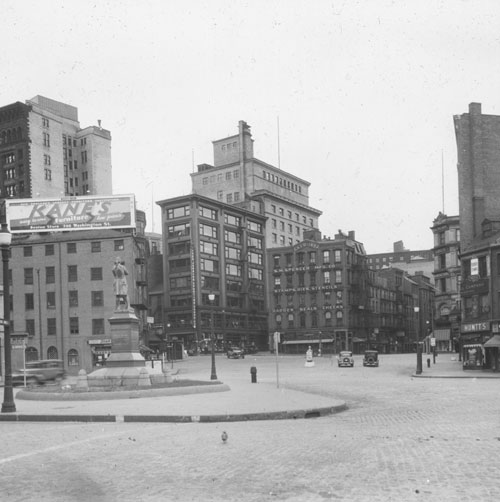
top-left (2, 0), bottom-right (500, 253)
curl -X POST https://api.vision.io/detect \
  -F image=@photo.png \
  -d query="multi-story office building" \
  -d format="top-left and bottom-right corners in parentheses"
top-left (7, 214), bottom-right (149, 374)
top-left (191, 120), bottom-right (322, 248)
top-left (267, 228), bottom-right (370, 354)
top-left (367, 242), bottom-right (434, 280)
top-left (0, 95), bottom-right (112, 199)
top-left (431, 212), bottom-right (461, 352)
top-left (157, 194), bottom-right (267, 353)
top-left (455, 102), bottom-right (500, 370)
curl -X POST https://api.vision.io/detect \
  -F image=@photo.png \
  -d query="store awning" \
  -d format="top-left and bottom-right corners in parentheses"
top-left (433, 329), bottom-right (450, 341)
top-left (484, 335), bottom-right (500, 348)
top-left (282, 339), bottom-right (333, 345)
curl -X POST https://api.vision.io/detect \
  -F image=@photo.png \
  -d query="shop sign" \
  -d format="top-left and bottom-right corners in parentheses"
top-left (461, 277), bottom-right (489, 295)
top-left (88, 339), bottom-right (112, 345)
top-left (461, 322), bottom-right (489, 333)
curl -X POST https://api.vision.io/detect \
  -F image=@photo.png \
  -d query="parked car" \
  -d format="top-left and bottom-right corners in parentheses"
top-left (227, 347), bottom-right (245, 359)
top-left (363, 350), bottom-right (379, 367)
top-left (12, 359), bottom-right (65, 386)
top-left (337, 351), bottom-right (354, 367)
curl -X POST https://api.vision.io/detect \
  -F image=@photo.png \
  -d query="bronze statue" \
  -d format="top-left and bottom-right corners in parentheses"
top-left (112, 258), bottom-right (129, 309)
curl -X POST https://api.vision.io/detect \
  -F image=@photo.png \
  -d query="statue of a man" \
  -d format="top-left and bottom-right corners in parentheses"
top-left (112, 257), bottom-right (129, 309)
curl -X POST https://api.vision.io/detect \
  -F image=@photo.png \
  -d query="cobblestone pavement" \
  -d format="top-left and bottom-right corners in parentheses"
top-left (1, 353), bottom-right (500, 502)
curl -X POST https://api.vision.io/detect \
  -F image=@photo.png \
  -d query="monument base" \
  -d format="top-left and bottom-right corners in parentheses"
top-left (87, 364), bottom-right (173, 388)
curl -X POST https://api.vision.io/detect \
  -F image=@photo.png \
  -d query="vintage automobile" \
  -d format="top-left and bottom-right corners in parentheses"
top-left (363, 350), bottom-right (379, 367)
top-left (226, 347), bottom-right (245, 359)
top-left (12, 359), bottom-right (65, 386)
top-left (337, 351), bottom-right (354, 367)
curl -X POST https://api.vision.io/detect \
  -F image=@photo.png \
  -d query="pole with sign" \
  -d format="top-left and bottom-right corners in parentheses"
top-left (274, 331), bottom-right (280, 389)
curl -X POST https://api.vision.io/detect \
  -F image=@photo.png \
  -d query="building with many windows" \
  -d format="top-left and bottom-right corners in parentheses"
top-left (267, 229), bottom-right (369, 354)
top-left (191, 120), bottom-right (322, 248)
top-left (6, 217), bottom-right (148, 374)
top-left (157, 194), bottom-right (267, 353)
top-left (0, 95), bottom-right (112, 199)
top-left (431, 212), bottom-right (461, 352)
top-left (455, 102), bottom-right (500, 370)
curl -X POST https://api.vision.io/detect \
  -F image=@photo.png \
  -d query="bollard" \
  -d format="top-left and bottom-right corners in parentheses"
top-left (250, 366), bottom-right (257, 383)
top-left (427, 358), bottom-right (431, 368)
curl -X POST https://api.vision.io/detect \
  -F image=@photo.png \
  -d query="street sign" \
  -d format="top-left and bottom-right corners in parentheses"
top-left (430, 337), bottom-right (436, 347)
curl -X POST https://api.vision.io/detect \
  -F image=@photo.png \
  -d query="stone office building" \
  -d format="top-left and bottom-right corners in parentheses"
top-left (157, 194), bottom-right (268, 353)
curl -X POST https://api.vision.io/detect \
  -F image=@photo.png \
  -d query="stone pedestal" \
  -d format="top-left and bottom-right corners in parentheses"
top-left (87, 307), bottom-right (160, 388)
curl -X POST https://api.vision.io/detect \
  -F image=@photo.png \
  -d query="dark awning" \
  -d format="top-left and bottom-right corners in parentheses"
top-left (484, 335), bottom-right (500, 348)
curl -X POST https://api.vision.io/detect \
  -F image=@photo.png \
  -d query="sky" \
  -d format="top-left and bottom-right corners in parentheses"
top-left (2, 0), bottom-right (500, 253)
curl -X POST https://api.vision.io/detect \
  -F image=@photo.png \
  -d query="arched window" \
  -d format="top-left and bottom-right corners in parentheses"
top-left (68, 349), bottom-right (79, 367)
top-left (287, 313), bottom-right (294, 328)
top-left (47, 346), bottom-right (58, 359)
top-left (275, 314), bottom-right (282, 326)
top-left (25, 347), bottom-right (38, 362)
top-left (325, 311), bottom-right (332, 326)
top-left (336, 310), bottom-right (343, 320)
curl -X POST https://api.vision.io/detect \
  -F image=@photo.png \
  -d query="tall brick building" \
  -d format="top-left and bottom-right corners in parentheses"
top-left (454, 102), bottom-right (500, 369)
top-left (0, 95), bottom-right (112, 199)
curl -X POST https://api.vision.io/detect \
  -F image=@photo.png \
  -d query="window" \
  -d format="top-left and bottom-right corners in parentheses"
top-left (234, 192), bottom-right (240, 201)
top-left (24, 268), bottom-right (34, 285)
top-left (225, 214), bottom-right (241, 226)
top-left (225, 230), bottom-right (241, 244)
top-left (273, 255), bottom-right (280, 268)
top-left (225, 247), bottom-right (241, 260)
top-left (248, 221), bottom-right (262, 233)
top-left (325, 311), bottom-right (332, 326)
top-left (323, 271), bottom-right (331, 284)
top-left (25, 293), bottom-right (34, 310)
top-left (279, 221), bottom-right (285, 231)
top-left (69, 317), bottom-right (79, 334)
top-left (67, 242), bottom-right (77, 253)
top-left (91, 267), bottom-right (103, 281)
top-left (248, 236), bottom-right (262, 249)
top-left (68, 265), bottom-right (78, 282)
top-left (274, 276), bottom-right (281, 287)
top-left (114, 240), bottom-right (124, 251)
top-left (226, 193), bottom-right (233, 203)
top-left (217, 191), bottom-right (223, 201)
top-left (286, 274), bottom-right (293, 288)
top-left (226, 264), bottom-right (242, 276)
top-left (202, 177), bottom-right (208, 185)
top-left (199, 223), bottom-right (217, 238)
top-left (170, 277), bottom-right (190, 289)
top-left (299, 312), bottom-right (306, 328)
top-left (226, 171), bottom-right (232, 181)
top-left (200, 258), bottom-right (218, 272)
top-left (335, 270), bottom-right (342, 284)
top-left (323, 250), bottom-right (330, 264)
top-left (248, 267), bottom-right (263, 280)
top-left (279, 208), bottom-right (284, 216)
top-left (91, 291), bottom-right (104, 307)
top-left (279, 236), bottom-right (285, 245)
top-left (287, 313), bottom-right (294, 328)
top-left (92, 318), bottom-right (105, 335)
top-left (200, 241), bottom-right (218, 255)
top-left (69, 290), bottom-right (78, 307)
top-left (309, 252), bottom-right (316, 264)
top-left (26, 319), bottom-right (35, 337)
top-left (168, 223), bottom-right (190, 238)
top-left (23, 246), bottom-right (32, 257)
top-left (248, 251), bottom-right (262, 265)
top-left (47, 318), bottom-right (57, 336)
top-left (298, 272), bottom-right (305, 286)
top-left (334, 250), bottom-right (342, 263)
top-left (272, 233), bottom-right (277, 243)
top-left (91, 241), bottom-right (101, 253)
top-left (46, 266), bottom-right (55, 284)
top-left (47, 292), bottom-right (56, 309)
top-left (167, 205), bottom-right (190, 219)
top-left (199, 206), bottom-right (218, 220)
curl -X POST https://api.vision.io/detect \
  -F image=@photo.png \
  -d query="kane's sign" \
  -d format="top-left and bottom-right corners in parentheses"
top-left (6, 195), bottom-right (135, 233)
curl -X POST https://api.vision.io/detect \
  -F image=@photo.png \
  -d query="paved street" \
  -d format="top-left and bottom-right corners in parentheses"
top-left (1, 353), bottom-right (500, 501)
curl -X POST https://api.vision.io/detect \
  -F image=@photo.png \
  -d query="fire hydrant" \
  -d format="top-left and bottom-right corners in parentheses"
top-left (250, 366), bottom-right (257, 383)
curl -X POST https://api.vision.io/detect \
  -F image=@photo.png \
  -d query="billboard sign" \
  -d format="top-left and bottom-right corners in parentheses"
top-left (6, 195), bottom-right (135, 233)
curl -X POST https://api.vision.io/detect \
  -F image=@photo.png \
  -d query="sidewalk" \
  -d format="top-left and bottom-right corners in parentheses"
top-left (412, 354), bottom-right (500, 378)
top-left (0, 377), bottom-right (347, 423)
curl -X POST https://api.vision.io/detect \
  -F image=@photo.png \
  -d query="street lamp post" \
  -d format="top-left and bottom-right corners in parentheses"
top-left (208, 293), bottom-right (217, 380)
top-left (414, 306), bottom-right (422, 375)
top-left (1, 202), bottom-right (15, 413)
